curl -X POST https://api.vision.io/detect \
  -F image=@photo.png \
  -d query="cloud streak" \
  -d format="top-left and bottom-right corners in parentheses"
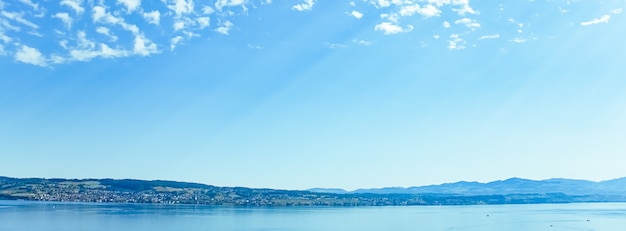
top-left (580, 15), bottom-right (610, 26)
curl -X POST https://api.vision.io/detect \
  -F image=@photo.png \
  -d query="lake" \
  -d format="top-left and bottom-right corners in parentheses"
top-left (1, 200), bottom-right (625, 230)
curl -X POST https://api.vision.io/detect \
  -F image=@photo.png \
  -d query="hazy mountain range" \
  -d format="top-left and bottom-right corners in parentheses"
top-left (309, 177), bottom-right (626, 196)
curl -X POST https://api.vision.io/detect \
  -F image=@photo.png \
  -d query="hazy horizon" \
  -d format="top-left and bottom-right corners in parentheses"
top-left (2, 1), bottom-right (625, 191)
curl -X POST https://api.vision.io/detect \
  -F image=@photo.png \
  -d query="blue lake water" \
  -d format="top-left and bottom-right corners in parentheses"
top-left (1, 200), bottom-right (626, 230)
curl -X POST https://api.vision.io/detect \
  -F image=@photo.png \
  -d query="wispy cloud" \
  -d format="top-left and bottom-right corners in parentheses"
top-left (18, 0), bottom-right (40, 11)
top-left (478, 34), bottom-right (499, 40)
top-left (325, 42), bottom-right (347, 49)
top-left (1, 11), bottom-right (40, 29)
top-left (510, 38), bottom-right (527, 43)
top-left (352, 39), bottom-right (372, 46)
top-left (170, 36), bottom-right (184, 51)
top-left (611, 8), bottom-right (622, 14)
top-left (580, 15), bottom-right (610, 26)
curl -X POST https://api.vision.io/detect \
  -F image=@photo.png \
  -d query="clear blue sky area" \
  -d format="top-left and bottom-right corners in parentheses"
top-left (1, 0), bottom-right (625, 190)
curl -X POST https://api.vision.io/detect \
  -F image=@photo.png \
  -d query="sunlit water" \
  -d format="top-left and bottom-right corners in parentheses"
top-left (1, 200), bottom-right (625, 230)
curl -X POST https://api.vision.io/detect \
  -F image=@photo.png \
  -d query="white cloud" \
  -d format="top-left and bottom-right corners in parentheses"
top-left (351, 10), bottom-right (363, 19)
top-left (454, 18), bottom-right (480, 29)
top-left (92, 6), bottom-right (140, 34)
top-left (580, 15), bottom-right (610, 26)
top-left (293, 0), bottom-right (315, 11)
top-left (448, 34), bottom-right (465, 50)
top-left (215, 0), bottom-right (247, 11)
top-left (373, 0), bottom-right (403, 8)
top-left (174, 20), bottom-right (186, 31)
top-left (166, 0), bottom-right (195, 16)
top-left (0, 30), bottom-right (11, 43)
top-left (50, 54), bottom-right (66, 64)
top-left (143, 11), bottom-right (160, 25)
top-left (133, 35), bottom-right (158, 56)
top-left (478, 34), bottom-right (499, 40)
top-left (202, 5), bottom-right (215, 14)
top-left (0, 44), bottom-right (5, 55)
top-left (399, 4), bottom-right (441, 17)
top-left (61, 0), bottom-right (84, 14)
top-left (426, 0), bottom-right (477, 15)
top-left (92, 6), bottom-right (119, 24)
top-left (62, 31), bottom-right (138, 62)
top-left (15, 45), bottom-right (47, 66)
top-left (399, 4), bottom-right (420, 16)
top-left (452, 0), bottom-right (477, 15)
top-left (1, 18), bottom-right (21, 31)
top-left (380, 13), bottom-right (399, 23)
top-left (418, 4), bottom-right (441, 17)
top-left (117, 0), bottom-right (142, 13)
top-left (170, 36), bottom-right (184, 51)
top-left (612, 8), bottom-right (622, 14)
top-left (76, 31), bottom-right (95, 49)
top-left (1, 11), bottom-right (40, 29)
top-left (375, 0), bottom-right (390, 8)
top-left (18, 0), bottom-right (40, 11)
top-left (53, 12), bottom-right (73, 29)
top-left (215, 21), bottom-right (233, 35)
top-left (52, 31), bottom-right (133, 62)
top-left (197, 17), bottom-right (210, 29)
top-left (96, 27), bottom-right (118, 41)
top-left (69, 43), bottom-right (129, 61)
top-left (374, 22), bottom-right (412, 35)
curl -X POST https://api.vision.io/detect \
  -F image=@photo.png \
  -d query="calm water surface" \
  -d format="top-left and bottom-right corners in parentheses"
top-left (1, 200), bottom-right (626, 230)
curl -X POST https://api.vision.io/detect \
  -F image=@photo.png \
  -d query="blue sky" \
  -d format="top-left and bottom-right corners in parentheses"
top-left (1, 0), bottom-right (625, 190)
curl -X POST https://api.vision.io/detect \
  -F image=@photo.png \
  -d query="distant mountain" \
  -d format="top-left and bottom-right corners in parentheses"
top-left (316, 177), bottom-right (626, 196)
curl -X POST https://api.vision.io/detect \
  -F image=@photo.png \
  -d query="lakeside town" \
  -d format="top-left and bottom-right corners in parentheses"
top-left (2, 176), bottom-right (624, 206)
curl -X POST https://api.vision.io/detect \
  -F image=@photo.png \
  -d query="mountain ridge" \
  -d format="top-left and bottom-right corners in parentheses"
top-left (308, 177), bottom-right (626, 196)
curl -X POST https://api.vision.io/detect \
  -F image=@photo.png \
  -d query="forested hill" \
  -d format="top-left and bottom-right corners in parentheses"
top-left (1, 176), bottom-right (625, 206)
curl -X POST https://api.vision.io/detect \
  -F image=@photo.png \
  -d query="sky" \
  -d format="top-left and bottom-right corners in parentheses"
top-left (1, 0), bottom-right (626, 191)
